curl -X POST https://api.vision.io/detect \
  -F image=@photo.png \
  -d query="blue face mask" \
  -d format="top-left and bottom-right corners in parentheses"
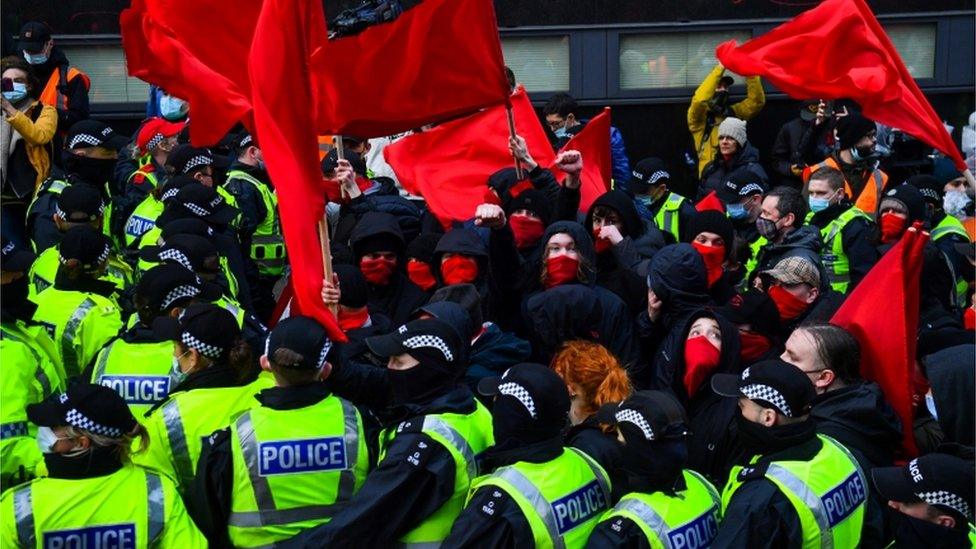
top-left (23, 51), bottom-right (48, 65)
top-left (159, 95), bottom-right (188, 121)
top-left (808, 196), bottom-right (830, 213)
top-left (2, 82), bottom-right (28, 103)
top-left (553, 126), bottom-right (568, 139)
top-left (726, 202), bottom-right (747, 220)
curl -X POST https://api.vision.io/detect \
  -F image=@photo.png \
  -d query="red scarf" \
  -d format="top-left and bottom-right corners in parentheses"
top-left (683, 336), bottom-right (721, 398)
top-left (441, 255), bottom-right (479, 285)
top-left (768, 284), bottom-right (809, 321)
top-left (338, 307), bottom-right (369, 331)
top-left (965, 307), bottom-right (975, 331)
top-left (692, 241), bottom-right (725, 287)
top-left (359, 257), bottom-right (397, 286)
top-left (544, 255), bottom-right (579, 289)
top-left (509, 214), bottom-right (545, 250)
top-left (879, 212), bottom-right (907, 244)
top-left (738, 331), bottom-right (772, 363)
top-left (407, 260), bottom-right (437, 291)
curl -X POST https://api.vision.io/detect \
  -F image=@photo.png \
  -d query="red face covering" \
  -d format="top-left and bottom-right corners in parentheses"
top-left (692, 241), bottom-right (726, 287)
top-left (441, 255), bottom-right (479, 285)
top-left (879, 212), bottom-right (907, 243)
top-left (738, 331), bottom-right (772, 363)
top-left (509, 214), bottom-right (545, 250)
top-left (338, 307), bottom-right (370, 331)
top-left (407, 259), bottom-right (437, 291)
top-left (767, 284), bottom-right (809, 321)
top-left (683, 335), bottom-right (721, 398)
top-left (592, 228), bottom-right (612, 254)
top-left (359, 256), bottom-right (397, 286)
top-left (965, 307), bottom-right (975, 331)
top-left (545, 254), bottom-right (579, 289)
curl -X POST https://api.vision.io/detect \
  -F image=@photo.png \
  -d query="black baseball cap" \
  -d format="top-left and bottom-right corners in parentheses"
top-left (153, 303), bottom-right (241, 360)
top-left (159, 175), bottom-right (198, 204)
top-left (140, 234), bottom-right (220, 274)
top-left (136, 263), bottom-right (221, 314)
top-left (264, 315), bottom-right (333, 370)
top-left (477, 363), bottom-right (570, 427)
top-left (157, 184), bottom-right (239, 226)
top-left (366, 318), bottom-right (464, 373)
top-left (595, 390), bottom-right (690, 442)
top-left (158, 218), bottom-right (214, 241)
top-left (872, 453), bottom-right (975, 522)
top-left (629, 157), bottom-right (671, 194)
top-left (1, 238), bottom-right (35, 272)
top-left (711, 359), bottom-right (816, 418)
top-left (321, 148), bottom-right (367, 177)
top-left (58, 225), bottom-right (110, 271)
top-left (28, 384), bottom-right (137, 439)
top-left (717, 171), bottom-right (766, 204)
top-left (713, 290), bottom-right (781, 339)
top-left (17, 22), bottom-right (52, 53)
top-left (166, 144), bottom-right (214, 175)
top-left (56, 183), bottom-right (104, 223)
top-left (65, 120), bottom-right (128, 151)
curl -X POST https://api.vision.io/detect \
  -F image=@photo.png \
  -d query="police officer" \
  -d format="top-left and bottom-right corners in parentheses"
top-left (588, 391), bottom-right (722, 548)
top-left (283, 318), bottom-right (493, 547)
top-left (805, 166), bottom-right (878, 293)
top-left (224, 131), bottom-right (284, 321)
top-left (871, 452), bottom-right (976, 547)
top-left (0, 239), bottom-right (64, 485)
top-left (444, 363), bottom-right (611, 548)
top-left (710, 359), bottom-right (868, 548)
top-left (165, 144), bottom-right (241, 225)
top-left (26, 119), bottom-right (126, 251)
top-left (912, 174), bottom-right (972, 307)
top-left (134, 303), bottom-right (273, 494)
top-left (193, 315), bottom-right (370, 547)
top-left (117, 117), bottom-right (185, 241)
top-left (128, 175), bottom-right (202, 256)
top-left (30, 225), bottom-right (122, 378)
top-left (0, 384), bottom-right (206, 547)
top-left (629, 158), bottom-right (696, 244)
top-left (86, 264), bottom-right (220, 418)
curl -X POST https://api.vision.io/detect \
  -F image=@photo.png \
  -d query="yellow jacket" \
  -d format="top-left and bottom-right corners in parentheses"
top-left (6, 101), bottom-right (57, 192)
top-left (688, 65), bottom-right (765, 176)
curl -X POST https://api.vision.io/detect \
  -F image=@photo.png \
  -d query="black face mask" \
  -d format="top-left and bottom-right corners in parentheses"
top-left (620, 436), bottom-right (687, 494)
top-left (63, 152), bottom-right (117, 186)
top-left (2, 277), bottom-right (32, 318)
top-left (887, 508), bottom-right (969, 548)
top-left (709, 91), bottom-right (731, 115)
top-left (735, 413), bottom-right (816, 457)
top-left (387, 363), bottom-right (454, 407)
top-left (848, 145), bottom-right (878, 165)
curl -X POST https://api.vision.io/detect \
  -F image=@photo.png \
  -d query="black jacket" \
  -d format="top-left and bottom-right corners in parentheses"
top-left (750, 226), bottom-right (828, 290)
top-left (808, 203), bottom-right (879, 292)
top-left (334, 177), bottom-right (423, 245)
top-left (566, 416), bottom-right (627, 502)
top-left (280, 388), bottom-right (479, 548)
top-left (699, 142), bottom-right (769, 199)
top-left (770, 117), bottom-right (812, 188)
top-left (922, 343), bottom-right (975, 447)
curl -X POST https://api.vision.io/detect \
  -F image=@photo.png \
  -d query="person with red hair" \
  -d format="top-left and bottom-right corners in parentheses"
top-left (552, 340), bottom-right (633, 500)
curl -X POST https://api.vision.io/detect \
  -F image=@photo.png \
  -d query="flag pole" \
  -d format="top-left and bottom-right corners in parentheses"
top-left (505, 105), bottom-right (524, 180)
top-left (318, 218), bottom-right (337, 317)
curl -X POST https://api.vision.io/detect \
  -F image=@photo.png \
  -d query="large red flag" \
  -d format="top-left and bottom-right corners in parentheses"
top-left (120, 0), bottom-right (256, 146)
top-left (308, 0), bottom-right (510, 138)
top-left (830, 224), bottom-right (928, 456)
top-left (549, 108), bottom-right (612, 213)
top-left (249, 0), bottom-right (345, 342)
top-left (715, 0), bottom-right (965, 171)
top-left (384, 88), bottom-right (555, 225)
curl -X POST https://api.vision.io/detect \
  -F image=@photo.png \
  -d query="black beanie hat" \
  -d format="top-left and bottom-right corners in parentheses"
top-left (333, 263), bottom-right (368, 308)
top-left (836, 113), bottom-right (876, 149)
top-left (907, 174), bottom-right (943, 205)
top-left (880, 183), bottom-right (927, 223)
top-left (506, 188), bottom-right (553, 226)
top-left (685, 210), bottom-right (735, 260)
top-left (405, 233), bottom-right (442, 264)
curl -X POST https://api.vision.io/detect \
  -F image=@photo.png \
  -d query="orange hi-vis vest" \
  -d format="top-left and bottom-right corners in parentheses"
top-left (39, 66), bottom-right (91, 111)
top-left (802, 156), bottom-right (887, 216)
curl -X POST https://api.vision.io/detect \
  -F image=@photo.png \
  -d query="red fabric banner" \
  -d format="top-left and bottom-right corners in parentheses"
top-left (384, 88), bottom-right (555, 225)
top-left (830, 224), bottom-right (928, 456)
top-left (715, 0), bottom-right (965, 171)
top-left (549, 108), bottom-right (612, 213)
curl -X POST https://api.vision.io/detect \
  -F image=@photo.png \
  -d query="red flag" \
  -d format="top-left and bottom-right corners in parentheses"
top-left (249, 0), bottom-right (345, 342)
top-left (309, 0), bottom-right (510, 138)
top-left (830, 224), bottom-right (928, 456)
top-left (715, 0), bottom-right (965, 171)
top-left (549, 108), bottom-right (612, 213)
top-left (384, 88), bottom-right (555, 225)
top-left (120, 0), bottom-right (255, 146)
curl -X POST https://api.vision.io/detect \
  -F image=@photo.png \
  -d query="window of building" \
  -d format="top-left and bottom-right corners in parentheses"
top-left (618, 30), bottom-right (752, 90)
top-left (501, 35), bottom-right (570, 92)
top-left (884, 23), bottom-right (937, 79)
top-left (59, 44), bottom-right (149, 104)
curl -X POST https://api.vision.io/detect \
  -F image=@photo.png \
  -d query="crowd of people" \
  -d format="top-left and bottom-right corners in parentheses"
top-left (1, 18), bottom-right (975, 549)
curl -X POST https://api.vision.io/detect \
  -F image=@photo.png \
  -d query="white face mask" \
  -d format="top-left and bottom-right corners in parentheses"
top-left (36, 426), bottom-right (67, 454)
top-left (170, 351), bottom-right (190, 388)
top-left (159, 94), bottom-right (188, 121)
top-left (943, 190), bottom-right (972, 219)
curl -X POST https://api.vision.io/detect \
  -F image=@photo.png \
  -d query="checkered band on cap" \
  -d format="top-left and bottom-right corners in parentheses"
top-left (65, 408), bottom-right (124, 438)
top-left (741, 367), bottom-right (751, 380)
top-left (646, 170), bottom-right (670, 185)
top-left (181, 331), bottom-right (223, 359)
top-left (183, 202), bottom-right (211, 217)
top-left (159, 248), bottom-right (193, 271)
top-left (615, 408), bottom-right (655, 440)
top-left (161, 284), bottom-right (201, 310)
top-left (183, 155), bottom-right (213, 173)
top-left (240, 134), bottom-right (253, 148)
top-left (741, 383), bottom-right (793, 417)
top-left (67, 133), bottom-right (102, 149)
top-left (398, 325), bottom-right (408, 334)
top-left (161, 187), bottom-right (181, 202)
top-left (498, 382), bottom-right (536, 418)
top-left (60, 243), bottom-right (110, 270)
top-left (739, 183), bottom-right (764, 196)
top-left (918, 188), bottom-right (940, 202)
top-left (402, 335), bottom-right (454, 362)
top-left (917, 491), bottom-right (971, 519)
top-left (146, 133), bottom-right (165, 152)
top-left (317, 339), bottom-right (333, 368)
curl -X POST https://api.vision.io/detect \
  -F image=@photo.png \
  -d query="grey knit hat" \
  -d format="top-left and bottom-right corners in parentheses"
top-left (717, 117), bottom-right (748, 146)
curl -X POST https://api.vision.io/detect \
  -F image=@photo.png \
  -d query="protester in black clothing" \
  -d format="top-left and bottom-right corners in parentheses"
top-left (770, 99), bottom-right (825, 188)
top-left (16, 22), bottom-right (90, 134)
top-left (713, 290), bottom-right (785, 366)
top-left (686, 209), bottom-right (738, 304)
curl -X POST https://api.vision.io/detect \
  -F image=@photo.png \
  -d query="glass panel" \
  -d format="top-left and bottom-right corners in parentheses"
top-left (502, 35), bottom-right (570, 92)
top-left (619, 30), bottom-right (752, 90)
top-left (58, 44), bottom-right (149, 104)
top-left (884, 23), bottom-right (937, 79)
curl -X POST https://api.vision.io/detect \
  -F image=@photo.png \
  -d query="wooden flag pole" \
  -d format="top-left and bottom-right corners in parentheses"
top-left (335, 135), bottom-right (348, 201)
top-left (318, 218), bottom-right (337, 316)
top-left (505, 105), bottom-right (524, 180)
